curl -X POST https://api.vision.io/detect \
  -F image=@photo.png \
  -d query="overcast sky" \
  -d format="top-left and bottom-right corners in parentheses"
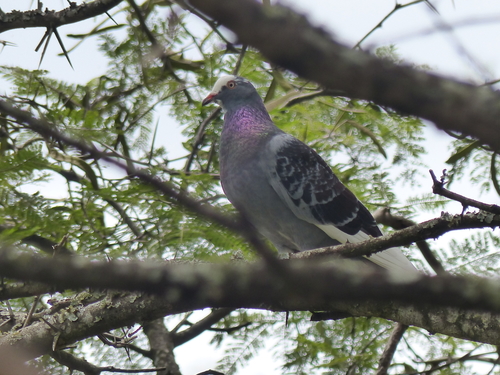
top-left (2, 1), bottom-right (500, 374)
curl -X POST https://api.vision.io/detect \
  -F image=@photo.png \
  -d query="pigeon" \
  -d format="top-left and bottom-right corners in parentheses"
top-left (202, 75), bottom-right (417, 273)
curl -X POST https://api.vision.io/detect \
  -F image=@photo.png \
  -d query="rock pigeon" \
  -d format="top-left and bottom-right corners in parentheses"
top-left (202, 75), bottom-right (417, 273)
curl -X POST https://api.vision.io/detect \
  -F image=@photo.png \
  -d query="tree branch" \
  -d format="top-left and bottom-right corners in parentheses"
top-left (51, 349), bottom-right (166, 374)
top-left (0, 0), bottom-right (124, 33)
top-left (373, 207), bottom-right (447, 275)
top-left (3, 272), bottom-right (500, 361)
top-left (0, 281), bottom-right (58, 301)
top-left (291, 211), bottom-right (500, 262)
top-left (142, 319), bottom-right (181, 375)
top-left (189, 0), bottom-right (500, 153)
top-left (172, 308), bottom-right (234, 347)
top-left (0, 224), bottom-right (73, 256)
top-left (430, 169), bottom-right (500, 215)
top-left (51, 350), bottom-right (102, 375)
top-left (375, 323), bottom-right (408, 375)
top-left (4, 245), bottom-right (500, 344)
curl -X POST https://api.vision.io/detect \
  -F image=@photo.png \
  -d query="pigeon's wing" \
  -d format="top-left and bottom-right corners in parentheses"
top-left (265, 133), bottom-right (416, 273)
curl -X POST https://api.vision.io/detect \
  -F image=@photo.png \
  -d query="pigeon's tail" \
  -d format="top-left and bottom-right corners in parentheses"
top-left (315, 223), bottom-right (418, 274)
top-left (367, 246), bottom-right (418, 274)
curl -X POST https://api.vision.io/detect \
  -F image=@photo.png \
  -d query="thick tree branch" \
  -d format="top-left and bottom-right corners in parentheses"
top-left (0, 0), bottom-right (124, 33)
top-left (189, 0), bottom-right (500, 153)
top-left (4, 245), bottom-right (500, 331)
top-left (0, 281), bottom-right (58, 301)
top-left (2, 277), bottom-right (500, 361)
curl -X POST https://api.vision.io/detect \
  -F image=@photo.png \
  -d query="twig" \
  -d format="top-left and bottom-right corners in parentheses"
top-left (172, 308), bottom-right (235, 346)
top-left (105, 199), bottom-right (143, 237)
top-left (430, 169), bottom-right (500, 215)
top-left (405, 346), bottom-right (482, 374)
top-left (127, 0), bottom-right (157, 46)
top-left (490, 153), bottom-right (500, 196)
top-left (188, 0), bottom-right (500, 153)
top-left (184, 108), bottom-right (221, 172)
top-left (375, 323), bottom-right (408, 375)
top-left (232, 44), bottom-right (247, 75)
top-left (171, 312), bottom-right (193, 333)
top-left (353, 0), bottom-right (428, 49)
top-left (174, 0), bottom-right (233, 46)
top-left (0, 224), bottom-right (73, 256)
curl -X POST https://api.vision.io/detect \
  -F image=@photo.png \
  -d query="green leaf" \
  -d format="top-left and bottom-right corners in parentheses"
top-left (66, 24), bottom-right (126, 39)
top-left (445, 140), bottom-right (481, 164)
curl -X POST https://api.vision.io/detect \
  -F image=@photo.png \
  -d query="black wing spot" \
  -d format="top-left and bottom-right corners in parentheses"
top-left (275, 138), bottom-right (381, 236)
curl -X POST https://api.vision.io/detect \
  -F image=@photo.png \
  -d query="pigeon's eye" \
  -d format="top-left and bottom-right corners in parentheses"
top-left (227, 81), bottom-right (236, 89)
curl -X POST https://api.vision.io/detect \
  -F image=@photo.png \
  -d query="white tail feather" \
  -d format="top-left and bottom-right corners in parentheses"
top-left (315, 224), bottom-right (418, 273)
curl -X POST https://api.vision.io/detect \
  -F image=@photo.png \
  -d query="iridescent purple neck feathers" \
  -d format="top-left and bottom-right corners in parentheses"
top-left (223, 105), bottom-right (276, 134)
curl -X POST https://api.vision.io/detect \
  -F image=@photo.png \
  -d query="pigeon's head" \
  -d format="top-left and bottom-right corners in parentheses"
top-left (202, 75), bottom-right (260, 110)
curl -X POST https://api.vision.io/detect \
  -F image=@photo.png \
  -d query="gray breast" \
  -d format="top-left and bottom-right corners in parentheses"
top-left (220, 145), bottom-right (340, 253)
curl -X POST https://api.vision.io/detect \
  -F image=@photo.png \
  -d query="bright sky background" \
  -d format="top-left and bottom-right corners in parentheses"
top-left (2, 1), bottom-right (500, 374)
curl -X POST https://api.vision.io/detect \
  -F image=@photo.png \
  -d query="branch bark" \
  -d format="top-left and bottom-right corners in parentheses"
top-left (430, 169), bottom-right (500, 214)
top-left (375, 323), bottom-right (408, 375)
top-left (6, 244), bottom-right (500, 314)
top-left (142, 319), bottom-right (181, 375)
top-left (189, 0), bottom-right (500, 153)
top-left (172, 308), bottom-right (234, 347)
top-left (0, 0), bottom-right (124, 33)
top-left (2, 282), bottom-right (500, 362)
top-left (291, 210), bottom-right (500, 261)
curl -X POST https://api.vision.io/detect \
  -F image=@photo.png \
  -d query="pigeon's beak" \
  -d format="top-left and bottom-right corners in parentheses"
top-left (202, 92), bottom-right (217, 106)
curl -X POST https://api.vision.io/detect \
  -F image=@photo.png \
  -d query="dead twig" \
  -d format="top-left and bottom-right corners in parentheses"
top-left (430, 169), bottom-right (500, 215)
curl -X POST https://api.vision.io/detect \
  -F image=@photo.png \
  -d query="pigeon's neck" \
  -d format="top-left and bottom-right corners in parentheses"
top-left (223, 104), bottom-right (277, 136)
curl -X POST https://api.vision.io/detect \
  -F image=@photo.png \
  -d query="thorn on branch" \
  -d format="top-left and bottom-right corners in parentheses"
top-left (53, 27), bottom-right (74, 69)
top-left (35, 27), bottom-right (52, 68)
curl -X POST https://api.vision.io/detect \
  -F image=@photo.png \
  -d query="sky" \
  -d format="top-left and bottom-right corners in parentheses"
top-left (2, 0), bottom-right (500, 374)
